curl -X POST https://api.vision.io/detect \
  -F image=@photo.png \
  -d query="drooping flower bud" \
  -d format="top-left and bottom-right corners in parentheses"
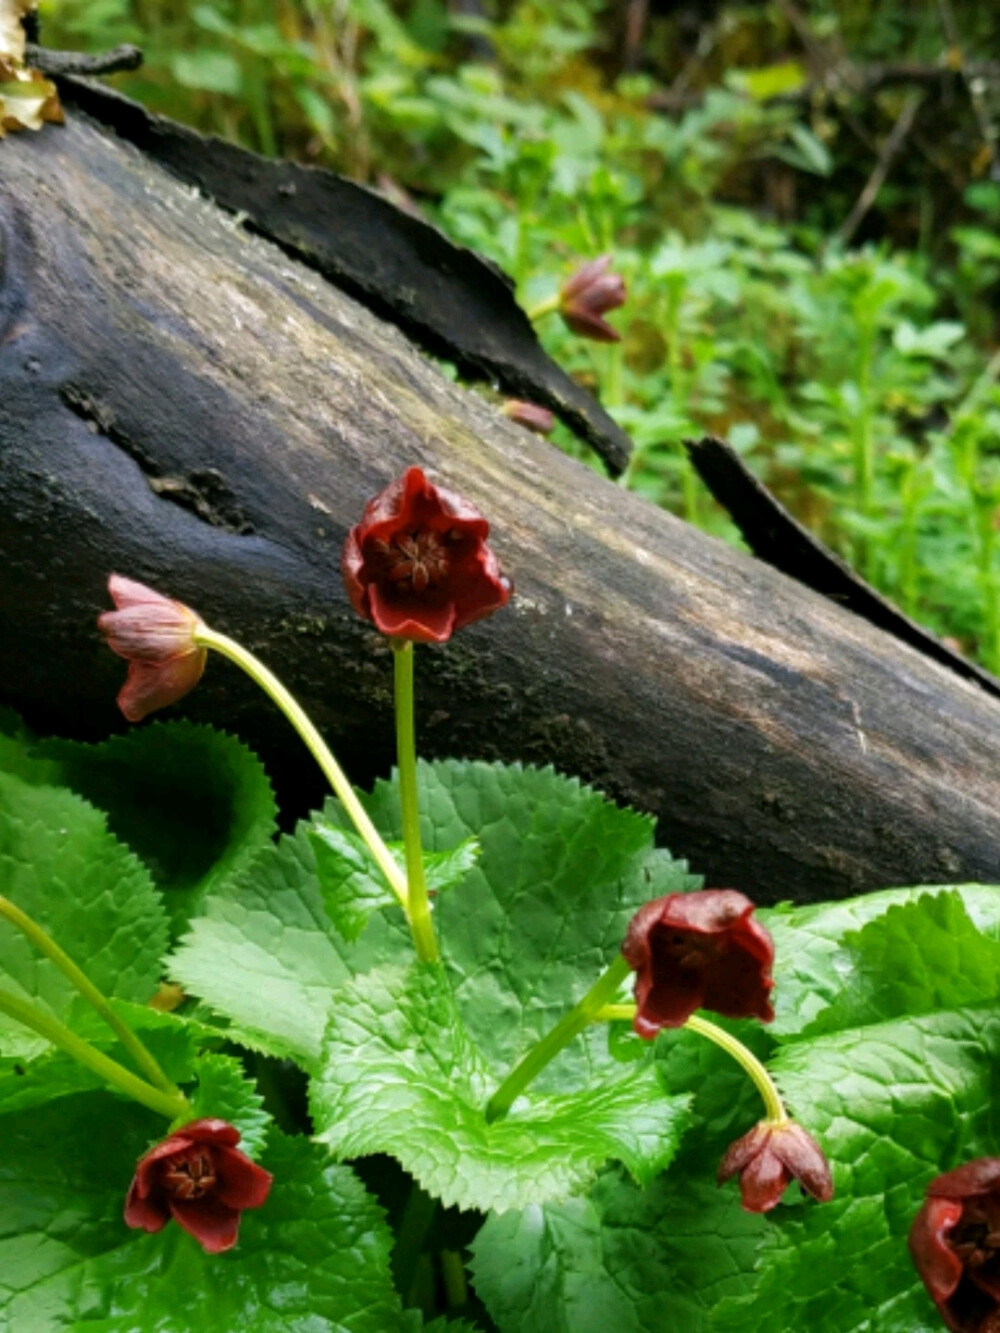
top-left (621, 889), bottom-right (775, 1035)
top-left (718, 1119), bottom-right (833, 1213)
top-left (502, 400), bottom-right (556, 435)
top-left (98, 575), bottom-right (207, 722)
top-left (341, 466), bottom-right (511, 644)
top-left (910, 1158), bottom-right (1000, 1332)
top-left (124, 1118), bottom-right (272, 1254)
top-left (559, 255), bottom-right (627, 342)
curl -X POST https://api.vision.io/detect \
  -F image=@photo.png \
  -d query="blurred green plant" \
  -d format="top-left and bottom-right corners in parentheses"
top-left (39, 0), bottom-right (1000, 670)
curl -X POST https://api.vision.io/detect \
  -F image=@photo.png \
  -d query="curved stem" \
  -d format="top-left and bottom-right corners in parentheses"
top-left (393, 642), bottom-right (439, 963)
top-left (0, 988), bottom-right (191, 1121)
top-left (0, 895), bottom-right (178, 1096)
top-left (485, 954), bottom-right (631, 1123)
top-left (526, 294), bottom-right (560, 323)
top-left (195, 626), bottom-right (407, 910)
top-left (594, 1003), bottom-right (786, 1124)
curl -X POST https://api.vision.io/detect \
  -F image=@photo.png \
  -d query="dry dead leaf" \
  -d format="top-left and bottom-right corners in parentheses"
top-left (0, 70), bottom-right (62, 136)
top-left (0, 3), bottom-right (63, 137)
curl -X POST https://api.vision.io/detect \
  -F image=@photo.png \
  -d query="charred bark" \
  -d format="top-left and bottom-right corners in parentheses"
top-left (2, 108), bottom-right (1000, 904)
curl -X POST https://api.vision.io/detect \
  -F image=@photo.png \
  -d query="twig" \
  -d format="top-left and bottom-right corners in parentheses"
top-left (26, 43), bottom-right (144, 77)
top-left (836, 90), bottom-right (924, 246)
top-left (646, 61), bottom-right (1000, 114)
top-left (936, 0), bottom-right (998, 166)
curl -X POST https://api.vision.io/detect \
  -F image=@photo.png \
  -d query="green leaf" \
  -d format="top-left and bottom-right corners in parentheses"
top-left (173, 761), bottom-right (697, 1078)
top-left (0, 1093), bottom-right (415, 1332)
top-left (310, 961), bottom-right (691, 1213)
top-left (711, 892), bottom-right (1000, 1330)
top-left (170, 50), bottom-right (243, 95)
top-left (170, 823), bottom-right (410, 1065)
top-left (714, 1007), bottom-right (1000, 1333)
top-left (184, 1052), bottom-right (271, 1158)
top-left (470, 1014), bottom-right (774, 1332)
top-left (0, 708), bottom-right (60, 783)
top-left (30, 722), bottom-right (277, 931)
top-left (176, 759), bottom-right (698, 1212)
top-left (714, 893), bottom-right (1000, 1329)
top-left (805, 890), bottom-right (1000, 1035)
top-left (309, 815), bottom-right (478, 942)
top-left (360, 761), bottom-right (700, 1088)
top-left (471, 1160), bottom-right (764, 1333)
top-left (0, 771), bottom-right (168, 1061)
top-left (762, 883), bottom-right (1000, 1037)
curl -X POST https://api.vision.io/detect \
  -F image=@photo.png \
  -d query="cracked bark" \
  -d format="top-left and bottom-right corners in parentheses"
top-left (3, 109), bottom-right (1000, 904)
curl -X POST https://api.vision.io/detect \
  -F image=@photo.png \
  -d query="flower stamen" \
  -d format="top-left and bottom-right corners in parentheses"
top-left (163, 1147), bottom-right (217, 1200)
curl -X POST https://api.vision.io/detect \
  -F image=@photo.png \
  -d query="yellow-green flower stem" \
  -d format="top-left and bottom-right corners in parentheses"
top-left (0, 895), bottom-right (179, 1096)
top-left (595, 1004), bottom-right (787, 1125)
top-left (393, 642), bottom-right (440, 964)
top-left (526, 294), bottom-right (561, 323)
top-left (0, 987), bottom-right (190, 1121)
top-left (195, 625), bottom-right (408, 911)
top-left (485, 954), bottom-right (632, 1123)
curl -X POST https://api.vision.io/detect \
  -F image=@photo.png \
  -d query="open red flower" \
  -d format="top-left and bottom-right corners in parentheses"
top-left (910, 1158), bottom-right (1000, 1332)
top-left (621, 889), bottom-right (775, 1036)
top-left (341, 466), bottom-right (511, 643)
top-left (718, 1119), bottom-right (833, 1213)
top-left (559, 255), bottom-right (627, 342)
top-left (98, 575), bottom-right (207, 722)
top-left (124, 1118), bottom-right (272, 1254)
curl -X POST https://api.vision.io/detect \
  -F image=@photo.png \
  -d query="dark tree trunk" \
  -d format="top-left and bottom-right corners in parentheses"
top-left (2, 110), bottom-right (999, 904)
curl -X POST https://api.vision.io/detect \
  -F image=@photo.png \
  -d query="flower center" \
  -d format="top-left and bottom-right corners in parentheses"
top-left (379, 531), bottom-right (452, 593)
top-left (163, 1147), bottom-right (217, 1201)
top-left (656, 927), bottom-right (716, 973)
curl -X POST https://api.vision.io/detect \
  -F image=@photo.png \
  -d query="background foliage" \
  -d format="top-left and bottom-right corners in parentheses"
top-left (36, 0), bottom-right (1000, 668)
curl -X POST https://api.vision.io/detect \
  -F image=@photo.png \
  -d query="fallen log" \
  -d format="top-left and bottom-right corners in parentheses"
top-left (2, 105), bottom-right (1000, 905)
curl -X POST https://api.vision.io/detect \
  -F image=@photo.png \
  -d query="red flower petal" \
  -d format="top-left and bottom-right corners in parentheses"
top-left (928, 1159), bottom-right (1000, 1200)
top-left (98, 576), bottom-right (207, 721)
top-left (734, 1144), bottom-right (789, 1213)
top-left (169, 1196), bottom-right (243, 1254)
top-left (123, 1119), bottom-right (271, 1254)
top-left (910, 1197), bottom-right (965, 1303)
top-left (212, 1146), bottom-right (274, 1211)
top-left (341, 467), bottom-right (510, 644)
top-left (718, 1121), bottom-right (833, 1214)
top-left (910, 1159), bottom-right (1000, 1331)
top-left (770, 1123), bottom-right (834, 1203)
top-left (622, 890), bottom-right (774, 1034)
top-left (368, 584), bottom-right (457, 643)
top-left (559, 255), bottom-right (626, 343)
top-left (129, 1131), bottom-right (197, 1200)
top-left (174, 1119), bottom-right (243, 1148)
top-left (123, 1179), bottom-right (171, 1233)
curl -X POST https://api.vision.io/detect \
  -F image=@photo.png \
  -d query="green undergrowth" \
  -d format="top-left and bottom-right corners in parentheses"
top-left (0, 709), bottom-right (998, 1328)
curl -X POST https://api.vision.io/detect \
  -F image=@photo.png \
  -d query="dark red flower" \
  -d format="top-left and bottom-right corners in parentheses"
top-left (98, 575), bottom-right (207, 722)
top-left (124, 1118), bottom-right (272, 1254)
top-left (341, 466), bottom-right (511, 643)
top-left (502, 399), bottom-right (556, 435)
top-left (910, 1158), bottom-right (1000, 1332)
top-left (718, 1119), bottom-right (833, 1213)
top-left (559, 255), bottom-right (627, 342)
top-left (621, 889), bottom-right (775, 1035)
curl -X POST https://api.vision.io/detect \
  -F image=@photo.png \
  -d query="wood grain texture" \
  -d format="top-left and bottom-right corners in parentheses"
top-left (2, 111), bottom-right (1000, 903)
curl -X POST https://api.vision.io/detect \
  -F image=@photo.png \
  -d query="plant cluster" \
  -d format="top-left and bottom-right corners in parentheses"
top-left (0, 468), bottom-right (997, 1332)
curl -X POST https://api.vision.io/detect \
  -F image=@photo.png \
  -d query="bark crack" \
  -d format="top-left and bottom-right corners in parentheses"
top-left (59, 382), bottom-right (255, 535)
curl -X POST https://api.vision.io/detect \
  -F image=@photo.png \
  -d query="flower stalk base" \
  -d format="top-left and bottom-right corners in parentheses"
top-left (485, 954), bottom-right (632, 1122)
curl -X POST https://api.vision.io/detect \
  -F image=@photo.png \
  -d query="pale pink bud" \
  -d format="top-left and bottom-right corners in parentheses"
top-left (98, 575), bottom-right (207, 722)
top-left (502, 400), bottom-right (556, 435)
